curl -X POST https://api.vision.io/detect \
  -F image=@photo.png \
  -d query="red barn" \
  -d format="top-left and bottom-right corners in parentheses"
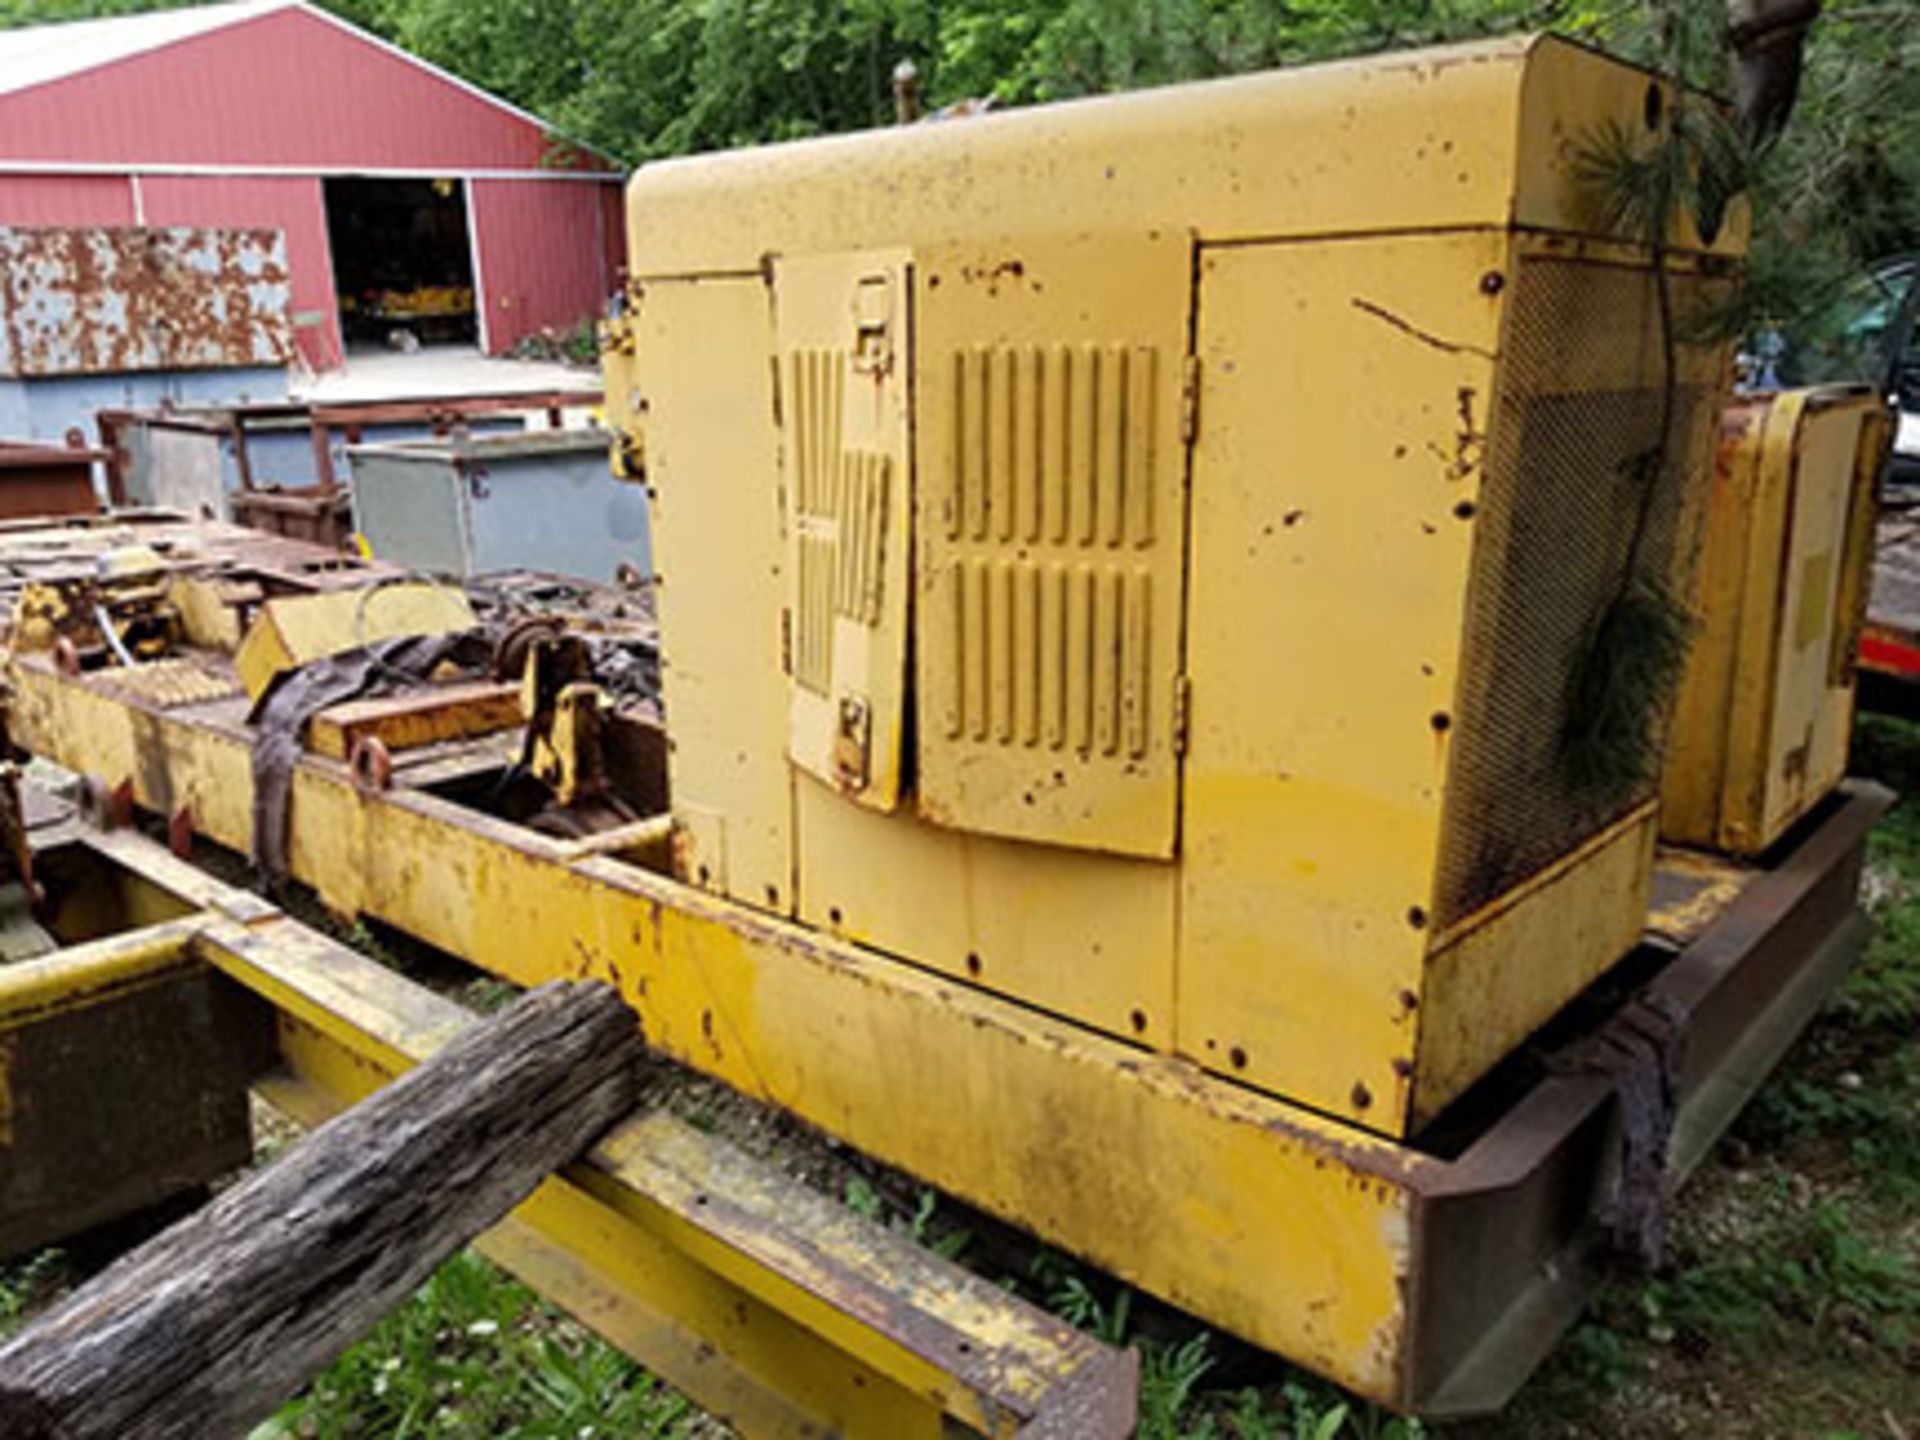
top-left (0, 0), bottom-right (626, 372)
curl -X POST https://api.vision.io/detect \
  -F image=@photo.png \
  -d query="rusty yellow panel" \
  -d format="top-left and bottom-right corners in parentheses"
top-left (1179, 230), bottom-right (1508, 1131)
top-left (633, 277), bottom-right (792, 912)
top-left (306, 680), bottom-right (523, 762)
top-left (1511, 39), bottom-right (1748, 255)
top-left (169, 575), bottom-right (252, 652)
top-left (91, 658), bottom-right (242, 710)
top-left (914, 234), bottom-right (1190, 858)
top-left (1645, 845), bottom-right (1756, 948)
top-left (771, 251), bottom-right (915, 810)
top-left (234, 583), bottom-right (475, 702)
top-left (1663, 386), bottom-right (1887, 854)
top-left (794, 779), bottom-right (1176, 1046)
top-left (1417, 805), bottom-right (1654, 1118)
top-left (624, 38), bottom-right (1740, 281)
top-left (360, 810), bottom-right (1408, 1400)
top-left (599, 311), bottom-right (645, 480)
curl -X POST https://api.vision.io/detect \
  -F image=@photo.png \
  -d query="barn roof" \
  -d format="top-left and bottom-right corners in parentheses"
top-left (0, 0), bottom-right (576, 151)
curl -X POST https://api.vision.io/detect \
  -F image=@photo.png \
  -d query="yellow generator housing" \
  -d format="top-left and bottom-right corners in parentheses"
top-left (623, 34), bottom-right (1739, 1137)
top-left (1664, 385), bottom-right (1889, 855)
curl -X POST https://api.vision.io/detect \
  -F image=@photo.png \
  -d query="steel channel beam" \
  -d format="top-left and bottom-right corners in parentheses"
top-left (191, 908), bottom-right (1138, 1440)
top-left (1406, 783), bottom-right (1890, 1414)
top-left (4, 812), bottom-right (1135, 1437)
top-left (0, 841), bottom-right (1136, 1435)
top-left (0, 649), bottom-right (1892, 1412)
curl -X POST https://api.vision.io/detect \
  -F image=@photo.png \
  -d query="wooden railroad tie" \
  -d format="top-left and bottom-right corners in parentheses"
top-left (0, 980), bottom-right (643, 1440)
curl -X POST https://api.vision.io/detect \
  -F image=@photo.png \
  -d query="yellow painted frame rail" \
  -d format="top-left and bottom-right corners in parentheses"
top-left (0, 826), bottom-right (1137, 1440)
top-left (0, 649), bottom-right (1890, 1414)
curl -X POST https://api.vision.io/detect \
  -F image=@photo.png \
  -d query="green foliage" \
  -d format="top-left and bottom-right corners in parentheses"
top-left (7, 1), bottom-right (1917, 366)
top-left (842, 1172), bottom-right (883, 1218)
top-left (1560, 575), bottom-right (1695, 798)
top-left (1137, 1331), bottom-right (1216, 1439)
top-left (263, 1249), bottom-right (698, 1438)
top-left (1634, 1203), bottom-right (1920, 1360)
top-left (0, 1248), bottom-right (69, 1337)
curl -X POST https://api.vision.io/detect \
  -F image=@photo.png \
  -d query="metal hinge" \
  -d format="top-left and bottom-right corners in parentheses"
top-left (1171, 674), bottom-right (1192, 756)
top-left (780, 609), bottom-right (793, 676)
top-left (1180, 355), bottom-right (1202, 446)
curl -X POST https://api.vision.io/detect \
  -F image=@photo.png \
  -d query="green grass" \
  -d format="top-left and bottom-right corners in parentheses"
top-left (258, 1251), bottom-right (700, 1439)
top-left (1451, 710), bottom-right (1920, 1438)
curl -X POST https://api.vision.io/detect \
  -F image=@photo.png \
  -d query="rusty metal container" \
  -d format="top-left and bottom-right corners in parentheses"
top-left (0, 434), bottom-right (102, 518)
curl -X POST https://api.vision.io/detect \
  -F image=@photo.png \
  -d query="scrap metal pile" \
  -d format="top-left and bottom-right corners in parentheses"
top-left (0, 515), bottom-right (663, 852)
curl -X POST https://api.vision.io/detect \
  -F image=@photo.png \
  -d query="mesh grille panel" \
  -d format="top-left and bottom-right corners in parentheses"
top-left (1433, 257), bottom-right (1723, 929)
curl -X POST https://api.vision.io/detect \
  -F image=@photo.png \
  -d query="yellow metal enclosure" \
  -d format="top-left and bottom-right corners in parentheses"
top-left (622, 34), bottom-right (1741, 1137)
top-left (1664, 386), bottom-right (1889, 855)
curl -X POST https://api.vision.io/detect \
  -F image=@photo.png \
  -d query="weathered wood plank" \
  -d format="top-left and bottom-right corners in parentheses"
top-left (0, 980), bottom-right (641, 1440)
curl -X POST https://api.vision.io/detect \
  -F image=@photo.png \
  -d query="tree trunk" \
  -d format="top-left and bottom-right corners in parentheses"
top-left (0, 980), bottom-right (642, 1440)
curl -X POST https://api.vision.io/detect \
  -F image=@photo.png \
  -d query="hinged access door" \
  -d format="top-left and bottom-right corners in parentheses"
top-left (914, 233), bottom-right (1193, 858)
top-left (771, 251), bottom-right (914, 810)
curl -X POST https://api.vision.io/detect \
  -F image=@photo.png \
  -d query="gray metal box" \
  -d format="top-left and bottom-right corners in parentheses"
top-left (348, 429), bottom-right (649, 584)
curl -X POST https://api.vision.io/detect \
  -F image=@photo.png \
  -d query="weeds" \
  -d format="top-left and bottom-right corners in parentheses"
top-left (0, 1248), bottom-right (68, 1338)
top-left (260, 1250), bottom-right (699, 1438)
top-left (841, 1176), bottom-right (973, 1261)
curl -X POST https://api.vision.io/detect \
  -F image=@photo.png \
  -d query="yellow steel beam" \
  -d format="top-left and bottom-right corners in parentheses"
top-left (0, 915), bottom-right (259, 1259)
top-left (6, 652), bottom-right (1422, 1402)
top-left (186, 911), bottom-right (1136, 1438)
top-left (0, 919), bottom-right (198, 1027)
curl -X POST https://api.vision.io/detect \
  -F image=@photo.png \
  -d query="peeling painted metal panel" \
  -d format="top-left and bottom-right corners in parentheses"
top-left (139, 176), bottom-right (341, 372)
top-left (0, 225), bottom-right (293, 378)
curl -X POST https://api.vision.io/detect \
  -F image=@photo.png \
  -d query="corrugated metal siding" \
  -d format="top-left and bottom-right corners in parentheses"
top-left (0, 8), bottom-right (584, 171)
top-left (141, 174), bottom-right (341, 371)
top-left (0, 173), bottom-right (134, 225)
top-left (470, 179), bottom-right (611, 355)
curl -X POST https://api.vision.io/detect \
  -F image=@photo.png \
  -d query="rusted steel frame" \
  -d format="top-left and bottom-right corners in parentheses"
top-left (0, 439), bottom-right (104, 521)
top-left (1404, 782), bottom-right (1890, 1416)
top-left (0, 441), bottom-right (108, 471)
top-left (3, 814), bottom-right (1138, 1437)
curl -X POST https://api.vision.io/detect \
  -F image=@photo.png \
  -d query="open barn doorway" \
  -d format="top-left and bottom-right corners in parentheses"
top-left (323, 176), bottom-right (479, 354)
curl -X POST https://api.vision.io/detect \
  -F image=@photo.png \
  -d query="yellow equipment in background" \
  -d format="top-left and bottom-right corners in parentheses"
top-left (621, 33), bottom-right (1741, 1137)
top-left (1664, 386), bottom-right (1890, 855)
